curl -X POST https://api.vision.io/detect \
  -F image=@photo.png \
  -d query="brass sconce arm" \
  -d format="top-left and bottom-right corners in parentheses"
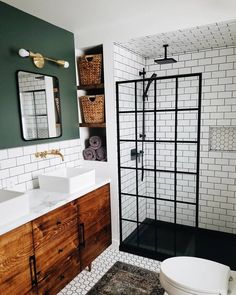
top-left (19, 48), bottom-right (69, 69)
top-left (35, 149), bottom-right (64, 161)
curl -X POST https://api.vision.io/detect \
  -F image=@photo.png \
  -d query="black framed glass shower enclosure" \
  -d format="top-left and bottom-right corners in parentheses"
top-left (116, 73), bottom-right (202, 260)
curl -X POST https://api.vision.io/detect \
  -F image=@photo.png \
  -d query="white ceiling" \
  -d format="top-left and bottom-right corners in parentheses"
top-left (2, 0), bottom-right (236, 48)
top-left (119, 20), bottom-right (236, 58)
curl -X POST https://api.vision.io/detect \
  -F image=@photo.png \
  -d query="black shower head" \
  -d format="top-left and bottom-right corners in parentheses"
top-left (154, 57), bottom-right (177, 64)
top-left (154, 44), bottom-right (177, 64)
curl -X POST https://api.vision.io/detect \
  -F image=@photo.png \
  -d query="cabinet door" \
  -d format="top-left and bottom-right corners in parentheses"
top-left (0, 223), bottom-right (36, 295)
top-left (37, 251), bottom-right (80, 295)
top-left (78, 184), bottom-right (111, 269)
top-left (32, 201), bottom-right (80, 294)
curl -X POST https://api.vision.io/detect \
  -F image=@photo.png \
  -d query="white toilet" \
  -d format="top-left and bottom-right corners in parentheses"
top-left (160, 256), bottom-right (236, 295)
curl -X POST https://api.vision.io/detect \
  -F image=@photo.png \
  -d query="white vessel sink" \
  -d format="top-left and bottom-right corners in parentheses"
top-left (38, 167), bottom-right (96, 194)
top-left (0, 190), bottom-right (30, 226)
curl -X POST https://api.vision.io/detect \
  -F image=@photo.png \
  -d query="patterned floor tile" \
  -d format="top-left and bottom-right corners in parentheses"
top-left (58, 246), bottom-right (161, 295)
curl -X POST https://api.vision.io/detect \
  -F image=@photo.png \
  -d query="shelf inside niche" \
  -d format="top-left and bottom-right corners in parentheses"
top-left (77, 83), bottom-right (104, 90)
top-left (78, 44), bottom-right (107, 162)
top-left (79, 122), bottom-right (106, 128)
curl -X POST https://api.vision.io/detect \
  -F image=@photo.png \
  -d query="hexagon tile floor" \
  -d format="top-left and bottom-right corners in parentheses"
top-left (58, 245), bottom-right (161, 295)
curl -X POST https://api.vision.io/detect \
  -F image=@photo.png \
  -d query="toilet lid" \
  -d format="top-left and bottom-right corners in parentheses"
top-left (160, 257), bottom-right (231, 295)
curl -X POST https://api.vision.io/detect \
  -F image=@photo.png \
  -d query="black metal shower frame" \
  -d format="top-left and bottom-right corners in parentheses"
top-left (116, 72), bottom-right (202, 248)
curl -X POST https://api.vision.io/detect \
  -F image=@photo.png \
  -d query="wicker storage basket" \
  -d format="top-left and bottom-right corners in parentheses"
top-left (80, 95), bottom-right (105, 123)
top-left (78, 54), bottom-right (102, 86)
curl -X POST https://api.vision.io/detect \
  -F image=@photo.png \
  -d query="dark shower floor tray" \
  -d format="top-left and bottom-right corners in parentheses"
top-left (120, 219), bottom-right (236, 270)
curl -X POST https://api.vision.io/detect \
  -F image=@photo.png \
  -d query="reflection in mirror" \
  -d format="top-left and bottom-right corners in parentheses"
top-left (17, 71), bottom-right (62, 140)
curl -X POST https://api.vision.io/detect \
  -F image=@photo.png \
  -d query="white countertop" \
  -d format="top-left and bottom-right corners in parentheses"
top-left (0, 177), bottom-right (110, 236)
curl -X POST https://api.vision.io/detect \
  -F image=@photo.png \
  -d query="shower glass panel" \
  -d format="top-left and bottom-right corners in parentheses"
top-left (121, 194), bottom-right (137, 221)
top-left (117, 73), bottom-right (202, 260)
top-left (120, 168), bottom-right (136, 195)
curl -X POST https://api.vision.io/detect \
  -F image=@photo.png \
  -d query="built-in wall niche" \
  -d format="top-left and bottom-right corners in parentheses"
top-left (209, 126), bottom-right (236, 151)
top-left (77, 44), bottom-right (107, 161)
top-left (82, 127), bottom-right (107, 161)
top-left (17, 71), bottom-right (62, 141)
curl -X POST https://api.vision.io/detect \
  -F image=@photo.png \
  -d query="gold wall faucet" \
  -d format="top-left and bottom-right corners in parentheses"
top-left (35, 149), bottom-right (64, 161)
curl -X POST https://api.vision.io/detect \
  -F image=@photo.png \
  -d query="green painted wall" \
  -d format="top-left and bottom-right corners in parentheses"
top-left (0, 1), bottom-right (79, 149)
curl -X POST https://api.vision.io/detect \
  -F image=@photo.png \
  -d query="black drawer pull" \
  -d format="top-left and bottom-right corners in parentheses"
top-left (29, 255), bottom-right (38, 287)
top-left (59, 274), bottom-right (65, 281)
top-left (58, 248), bottom-right (63, 253)
top-left (56, 220), bottom-right (62, 225)
top-left (79, 223), bottom-right (85, 248)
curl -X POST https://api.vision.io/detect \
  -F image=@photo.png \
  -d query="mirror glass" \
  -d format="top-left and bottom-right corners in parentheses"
top-left (17, 71), bottom-right (62, 140)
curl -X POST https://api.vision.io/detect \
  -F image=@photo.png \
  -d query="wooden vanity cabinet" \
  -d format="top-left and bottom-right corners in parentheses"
top-left (0, 223), bottom-right (36, 295)
top-left (77, 184), bottom-right (111, 270)
top-left (32, 201), bottom-right (80, 295)
top-left (0, 183), bottom-right (111, 295)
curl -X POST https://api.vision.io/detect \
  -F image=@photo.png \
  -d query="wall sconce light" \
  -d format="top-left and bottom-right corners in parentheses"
top-left (18, 48), bottom-right (69, 69)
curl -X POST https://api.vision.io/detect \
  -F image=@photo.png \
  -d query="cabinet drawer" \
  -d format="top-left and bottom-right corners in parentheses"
top-left (32, 201), bottom-right (78, 249)
top-left (80, 216), bottom-right (111, 269)
top-left (36, 234), bottom-right (79, 282)
top-left (78, 184), bottom-right (110, 226)
top-left (38, 250), bottom-right (80, 295)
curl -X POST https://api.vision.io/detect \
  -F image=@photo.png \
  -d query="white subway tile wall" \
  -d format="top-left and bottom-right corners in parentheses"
top-left (114, 44), bottom-right (148, 239)
top-left (0, 139), bottom-right (82, 192)
top-left (114, 43), bottom-right (236, 235)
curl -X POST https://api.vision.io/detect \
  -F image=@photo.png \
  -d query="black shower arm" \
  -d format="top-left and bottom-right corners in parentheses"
top-left (164, 44), bottom-right (168, 59)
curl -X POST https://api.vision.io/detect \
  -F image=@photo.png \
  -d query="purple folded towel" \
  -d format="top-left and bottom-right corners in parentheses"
top-left (96, 146), bottom-right (107, 161)
top-left (83, 147), bottom-right (96, 161)
top-left (89, 136), bottom-right (102, 150)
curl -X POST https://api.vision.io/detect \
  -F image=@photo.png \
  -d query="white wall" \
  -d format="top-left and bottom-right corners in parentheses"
top-left (115, 44), bottom-right (236, 236)
top-left (77, 42), bottom-right (236, 245)
top-left (75, 1), bottom-right (236, 48)
top-left (76, 43), bottom-right (121, 246)
top-left (146, 47), bottom-right (236, 233)
top-left (69, 1), bottom-right (236, 245)
top-left (3, 0), bottom-right (236, 244)
top-left (3, 1), bottom-right (236, 48)
top-left (114, 44), bottom-right (147, 240)
top-left (0, 139), bottom-right (82, 192)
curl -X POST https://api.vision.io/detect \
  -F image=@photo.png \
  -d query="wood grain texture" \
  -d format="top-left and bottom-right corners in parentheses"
top-left (0, 223), bottom-right (36, 295)
top-left (32, 201), bottom-right (80, 286)
top-left (32, 201), bottom-right (78, 250)
top-left (35, 234), bottom-right (79, 283)
top-left (78, 184), bottom-right (111, 270)
top-left (80, 217), bottom-right (111, 269)
top-left (0, 185), bottom-right (111, 294)
top-left (38, 250), bottom-right (80, 295)
top-left (79, 123), bottom-right (106, 128)
top-left (78, 184), bottom-right (110, 231)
